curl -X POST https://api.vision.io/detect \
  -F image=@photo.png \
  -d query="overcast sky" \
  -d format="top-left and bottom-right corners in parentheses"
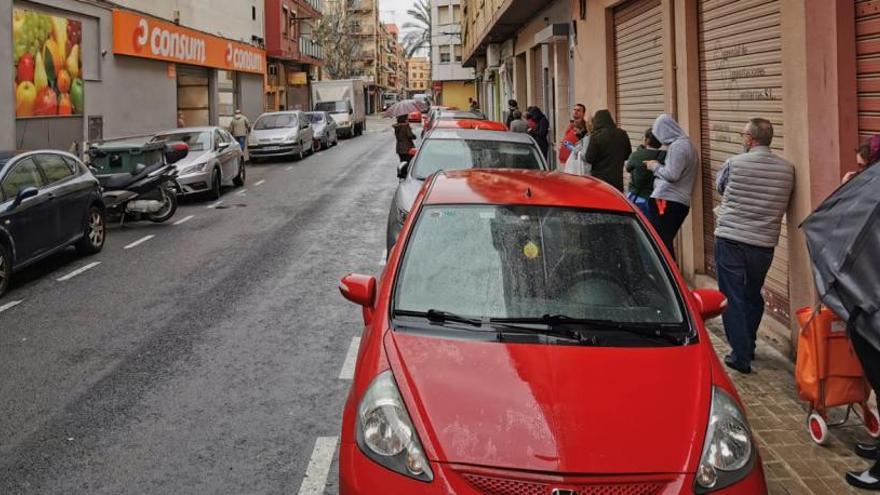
top-left (379, 0), bottom-right (418, 31)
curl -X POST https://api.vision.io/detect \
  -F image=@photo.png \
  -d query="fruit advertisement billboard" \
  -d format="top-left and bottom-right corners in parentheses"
top-left (13, 8), bottom-right (84, 118)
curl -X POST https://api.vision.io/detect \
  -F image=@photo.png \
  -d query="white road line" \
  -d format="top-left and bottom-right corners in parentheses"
top-left (0, 300), bottom-right (23, 314)
top-left (379, 248), bottom-right (387, 266)
top-left (207, 200), bottom-right (224, 209)
top-left (123, 235), bottom-right (155, 250)
top-left (236, 189), bottom-right (248, 196)
top-left (297, 437), bottom-right (338, 495)
top-left (338, 337), bottom-right (361, 380)
top-left (254, 179), bottom-right (266, 186)
top-left (173, 215), bottom-right (194, 226)
top-left (57, 262), bottom-right (101, 282)
top-left (285, 166), bottom-right (294, 171)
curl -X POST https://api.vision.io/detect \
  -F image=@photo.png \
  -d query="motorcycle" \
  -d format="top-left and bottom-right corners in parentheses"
top-left (87, 141), bottom-right (189, 224)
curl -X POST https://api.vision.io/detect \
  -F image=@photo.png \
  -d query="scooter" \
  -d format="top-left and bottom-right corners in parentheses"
top-left (88, 142), bottom-right (189, 225)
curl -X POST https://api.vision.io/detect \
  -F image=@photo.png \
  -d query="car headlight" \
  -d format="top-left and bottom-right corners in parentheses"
top-left (178, 162), bottom-right (208, 175)
top-left (247, 136), bottom-right (258, 146)
top-left (356, 371), bottom-right (433, 482)
top-left (695, 387), bottom-right (755, 493)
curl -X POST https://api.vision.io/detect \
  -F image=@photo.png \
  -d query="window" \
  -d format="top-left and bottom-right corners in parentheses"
top-left (36, 154), bottom-right (76, 184)
top-left (1, 158), bottom-right (45, 200)
top-left (440, 46), bottom-right (450, 63)
top-left (252, 5), bottom-right (256, 20)
top-left (152, 131), bottom-right (213, 152)
top-left (452, 4), bottom-right (461, 23)
top-left (454, 45), bottom-right (462, 63)
top-left (283, 7), bottom-right (290, 36)
top-left (412, 139), bottom-right (544, 179)
top-left (438, 5), bottom-right (452, 24)
top-left (213, 130), bottom-right (224, 148)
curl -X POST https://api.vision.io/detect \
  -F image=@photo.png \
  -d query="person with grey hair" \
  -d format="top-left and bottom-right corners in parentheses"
top-left (714, 118), bottom-right (794, 374)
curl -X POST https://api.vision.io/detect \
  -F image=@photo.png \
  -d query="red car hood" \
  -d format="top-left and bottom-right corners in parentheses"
top-left (387, 331), bottom-right (710, 474)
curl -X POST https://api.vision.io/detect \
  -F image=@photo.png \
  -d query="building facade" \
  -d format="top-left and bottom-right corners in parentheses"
top-left (347, 0), bottom-right (382, 113)
top-left (382, 23), bottom-right (406, 96)
top-left (4, 0), bottom-right (267, 152)
top-left (462, 0), bottom-right (869, 356)
top-left (264, 0), bottom-right (323, 112)
top-left (431, 0), bottom-right (475, 110)
top-left (407, 57), bottom-right (431, 96)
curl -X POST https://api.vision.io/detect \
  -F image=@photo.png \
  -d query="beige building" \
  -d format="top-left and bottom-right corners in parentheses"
top-left (407, 57), bottom-right (431, 96)
top-left (347, 0), bottom-right (382, 112)
top-left (462, 0), bottom-right (869, 357)
top-left (382, 23), bottom-right (407, 95)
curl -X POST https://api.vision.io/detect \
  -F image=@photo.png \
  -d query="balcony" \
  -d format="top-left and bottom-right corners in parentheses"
top-left (303, 0), bottom-right (322, 12)
top-left (299, 36), bottom-right (324, 60)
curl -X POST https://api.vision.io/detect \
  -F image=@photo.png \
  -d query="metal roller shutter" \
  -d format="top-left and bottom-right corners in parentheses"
top-left (614, 0), bottom-right (665, 149)
top-left (698, 0), bottom-right (790, 323)
top-left (857, 0), bottom-right (880, 141)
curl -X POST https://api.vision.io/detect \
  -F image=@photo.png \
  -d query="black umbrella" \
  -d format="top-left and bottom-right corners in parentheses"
top-left (802, 163), bottom-right (880, 351)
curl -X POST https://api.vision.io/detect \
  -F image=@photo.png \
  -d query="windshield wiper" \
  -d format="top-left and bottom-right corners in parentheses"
top-left (393, 309), bottom-right (483, 327)
top-left (393, 309), bottom-right (587, 342)
top-left (491, 314), bottom-right (689, 345)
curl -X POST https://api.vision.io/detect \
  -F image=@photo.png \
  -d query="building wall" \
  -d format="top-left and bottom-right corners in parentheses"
top-left (112, 0), bottom-right (264, 42)
top-left (239, 73), bottom-right (266, 121)
top-left (0, 0), bottom-right (14, 150)
top-left (432, 0), bottom-right (474, 83)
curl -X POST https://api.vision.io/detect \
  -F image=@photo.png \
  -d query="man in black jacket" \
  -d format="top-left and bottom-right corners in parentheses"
top-left (584, 109), bottom-right (632, 191)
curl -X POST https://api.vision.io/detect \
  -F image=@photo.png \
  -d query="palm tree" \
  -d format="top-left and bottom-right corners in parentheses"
top-left (402, 0), bottom-right (431, 58)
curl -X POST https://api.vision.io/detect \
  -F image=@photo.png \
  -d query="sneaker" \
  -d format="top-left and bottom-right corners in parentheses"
top-left (846, 470), bottom-right (880, 490)
top-left (857, 444), bottom-right (880, 460)
top-left (723, 354), bottom-right (751, 374)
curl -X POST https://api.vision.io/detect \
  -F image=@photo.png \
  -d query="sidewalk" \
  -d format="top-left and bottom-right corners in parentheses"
top-left (707, 321), bottom-right (873, 494)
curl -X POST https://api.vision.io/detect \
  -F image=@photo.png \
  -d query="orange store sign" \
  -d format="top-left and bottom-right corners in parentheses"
top-left (112, 10), bottom-right (265, 74)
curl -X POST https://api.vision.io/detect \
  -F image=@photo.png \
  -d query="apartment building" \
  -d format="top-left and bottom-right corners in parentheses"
top-left (383, 23), bottom-right (407, 96)
top-left (264, 0), bottom-right (323, 112)
top-left (431, 0), bottom-right (475, 110)
top-left (407, 57), bottom-right (431, 97)
top-left (347, 0), bottom-right (383, 113)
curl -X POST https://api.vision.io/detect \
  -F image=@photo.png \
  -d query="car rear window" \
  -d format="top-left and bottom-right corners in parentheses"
top-left (412, 139), bottom-right (544, 179)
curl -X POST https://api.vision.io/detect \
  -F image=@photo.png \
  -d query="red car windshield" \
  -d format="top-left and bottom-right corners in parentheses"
top-left (394, 205), bottom-right (686, 326)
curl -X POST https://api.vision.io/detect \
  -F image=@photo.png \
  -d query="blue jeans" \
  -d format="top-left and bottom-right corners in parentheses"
top-left (235, 136), bottom-right (246, 150)
top-left (715, 238), bottom-right (775, 368)
top-left (626, 192), bottom-right (651, 218)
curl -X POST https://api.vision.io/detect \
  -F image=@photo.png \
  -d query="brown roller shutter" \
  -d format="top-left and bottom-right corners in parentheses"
top-left (614, 0), bottom-right (665, 149)
top-left (698, 0), bottom-right (790, 323)
top-left (857, 0), bottom-right (880, 140)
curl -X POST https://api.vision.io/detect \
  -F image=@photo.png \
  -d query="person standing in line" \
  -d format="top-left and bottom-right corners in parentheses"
top-left (228, 109), bottom-right (251, 151)
top-left (469, 98), bottom-right (480, 113)
top-left (644, 114), bottom-right (698, 259)
top-left (626, 128), bottom-right (665, 217)
top-left (559, 103), bottom-right (587, 164)
top-left (526, 106), bottom-right (550, 161)
top-left (393, 114), bottom-right (416, 164)
top-left (562, 119), bottom-right (591, 176)
top-left (177, 112), bottom-right (186, 128)
top-left (583, 109), bottom-right (632, 191)
top-left (712, 118), bottom-right (794, 374)
top-left (509, 110), bottom-right (529, 133)
top-left (506, 100), bottom-right (519, 130)
top-left (844, 136), bottom-right (880, 183)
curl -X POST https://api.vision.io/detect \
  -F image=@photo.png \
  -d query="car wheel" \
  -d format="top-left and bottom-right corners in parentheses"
top-left (147, 186), bottom-right (178, 223)
top-left (75, 206), bottom-right (106, 255)
top-left (233, 159), bottom-right (246, 186)
top-left (0, 242), bottom-right (11, 297)
top-left (209, 169), bottom-right (222, 200)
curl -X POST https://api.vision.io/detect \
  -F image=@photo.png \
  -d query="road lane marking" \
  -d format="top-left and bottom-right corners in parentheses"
top-left (124, 235), bottom-right (155, 250)
top-left (297, 437), bottom-right (338, 495)
top-left (379, 249), bottom-right (387, 266)
top-left (57, 262), bottom-right (101, 282)
top-left (254, 180), bottom-right (266, 186)
top-left (207, 200), bottom-right (224, 209)
top-left (0, 300), bottom-right (23, 314)
top-left (173, 215), bottom-right (194, 226)
top-left (338, 337), bottom-right (361, 380)
top-left (285, 166), bottom-right (294, 171)
top-left (235, 189), bottom-right (248, 196)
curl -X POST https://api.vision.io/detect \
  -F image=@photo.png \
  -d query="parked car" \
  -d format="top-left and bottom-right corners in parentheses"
top-left (305, 111), bottom-right (339, 151)
top-left (339, 169), bottom-right (766, 494)
top-left (431, 119), bottom-right (508, 132)
top-left (422, 109), bottom-right (485, 135)
top-left (407, 110), bottom-right (422, 123)
top-left (0, 150), bottom-right (105, 297)
top-left (151, 127), bottom-right (245, 198)
top-left (247, 111), bottom-right (315, 162)
top-left (386, 128), bottom-right (548, 250)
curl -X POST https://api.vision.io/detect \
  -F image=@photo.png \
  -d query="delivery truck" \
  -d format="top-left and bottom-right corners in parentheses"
top-left (311, 79), bottom-right (366, 138)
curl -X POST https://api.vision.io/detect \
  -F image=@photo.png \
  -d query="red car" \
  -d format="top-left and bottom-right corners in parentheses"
top-left (339, 170), bottom-right (767, 494)
top-left (409, 110), bottom-right (423, 123)
top-left (423, 108), bottom-right (485, 134)
top-left (432, 119), bottom-right (508, 131)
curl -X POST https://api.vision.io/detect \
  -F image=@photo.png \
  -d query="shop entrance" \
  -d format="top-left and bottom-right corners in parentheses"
top-left (177, 66), bottom-right (210, 127)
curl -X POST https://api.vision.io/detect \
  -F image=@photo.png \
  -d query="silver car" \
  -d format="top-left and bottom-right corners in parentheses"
top-left (386, 128), bottom-right (548, 251)
top-left (152, 127), bottom-right (245, 199)
top-left (305, 111), bottom-right (338, 151)
top-left (247, 111), bottom-right (315, 162)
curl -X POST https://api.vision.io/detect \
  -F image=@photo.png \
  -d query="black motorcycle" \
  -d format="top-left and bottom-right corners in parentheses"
top-left (88, 141), bottom-right (189, 224)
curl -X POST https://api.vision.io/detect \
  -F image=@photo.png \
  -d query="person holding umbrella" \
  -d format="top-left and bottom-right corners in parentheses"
top-left (393, 114), bottom-right (416, 164)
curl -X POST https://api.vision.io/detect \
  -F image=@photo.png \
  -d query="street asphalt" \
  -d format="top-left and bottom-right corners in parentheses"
top-left (0, 121), bottom-right (399, 494)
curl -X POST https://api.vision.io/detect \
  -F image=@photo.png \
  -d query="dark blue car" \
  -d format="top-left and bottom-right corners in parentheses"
top-left (0, 150), bottom-right (105, 297)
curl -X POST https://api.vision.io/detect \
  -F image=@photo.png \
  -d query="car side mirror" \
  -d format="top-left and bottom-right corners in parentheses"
top-left (692, 289), bottom-right (727, 320)
top-left (217, 141), bottom-right (231, 151)
top-left (164, 141), bottom-right (189, 165)
top-left (10, 187), bottom-right (38, 209)
top-left (339, 273), bottom-right (377, 324)
top-left (397, 162), bottom-right (409, 179)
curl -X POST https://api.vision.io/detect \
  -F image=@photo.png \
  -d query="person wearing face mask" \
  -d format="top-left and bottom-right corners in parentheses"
top-left (713, 118), bottom-right (794, 375)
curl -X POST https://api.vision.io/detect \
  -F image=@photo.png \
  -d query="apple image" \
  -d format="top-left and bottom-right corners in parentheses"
top-left (58, 93), bottom-right (73, 116)
top-left (34, 86), bottom-right (58, 116)
top-left (70, 78), bottom-right (84, 114)
top-left (17, 53), bottom-right (35, 84)
top-left (16, 81), bottom-right (36, 117)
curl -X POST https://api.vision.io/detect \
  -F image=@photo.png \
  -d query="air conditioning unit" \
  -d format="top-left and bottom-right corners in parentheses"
top-left (486, 43), bottom-right (500, 68)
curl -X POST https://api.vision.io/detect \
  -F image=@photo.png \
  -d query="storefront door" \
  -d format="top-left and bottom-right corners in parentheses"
top-left (177, 66), bottom-right (210, 127)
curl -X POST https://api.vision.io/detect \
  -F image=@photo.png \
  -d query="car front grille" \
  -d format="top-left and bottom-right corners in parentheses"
top-left (461, 473), bottom-right (667, 495)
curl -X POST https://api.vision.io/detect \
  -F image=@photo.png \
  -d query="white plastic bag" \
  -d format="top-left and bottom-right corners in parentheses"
top-left (564, 138), bottom-right (592, 176)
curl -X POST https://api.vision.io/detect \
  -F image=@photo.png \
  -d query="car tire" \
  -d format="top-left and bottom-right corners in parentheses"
top-left (147, 186), bottom-right (178, 223)
top-left (209, 169), bottom-right (222, 200)
top-left (75, 205), bottom-right (106, 255)
top-left (0, 242), bottom-right (11, 298)
top-left (250, 156), bottom-right (261, 164)
top-left (233, 159), bottom-right (246, 186)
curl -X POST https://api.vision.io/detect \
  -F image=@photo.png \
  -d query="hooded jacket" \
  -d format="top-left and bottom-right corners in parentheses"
top-left (526, 106), bottom-right (550, 158)
top-left (583, 110), bottom-right (632, 191)
top-left (650, 114), bottom-right (698, 206)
